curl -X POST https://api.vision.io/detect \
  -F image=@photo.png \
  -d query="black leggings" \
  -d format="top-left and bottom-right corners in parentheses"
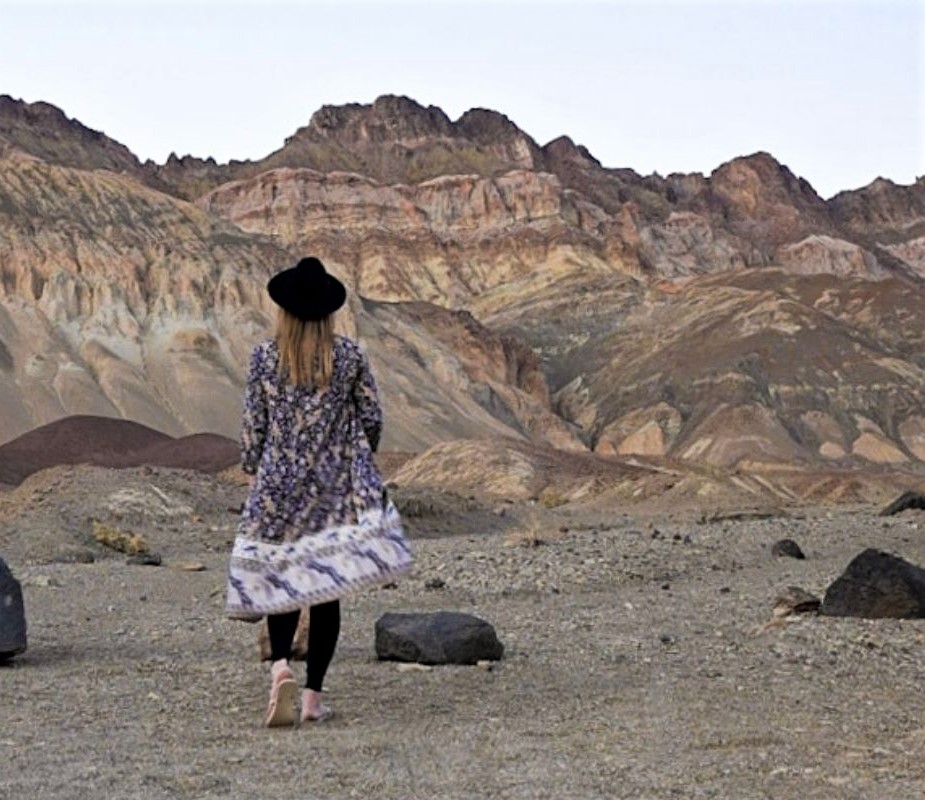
top-left (267, 601), bottom-right (340, 692)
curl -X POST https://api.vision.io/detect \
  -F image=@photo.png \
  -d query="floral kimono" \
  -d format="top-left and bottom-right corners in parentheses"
top-left (226, 336), bottom-right (411, 617)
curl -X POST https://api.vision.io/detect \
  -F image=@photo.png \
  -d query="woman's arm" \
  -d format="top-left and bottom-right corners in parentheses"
top-left (352, 349), bottom-right (383, 453)
top-left (241, 345), bottom-right (269, 475)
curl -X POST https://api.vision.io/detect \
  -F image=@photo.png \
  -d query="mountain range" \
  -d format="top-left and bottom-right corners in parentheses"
top-left (1, 92), bottom-right (924, 484)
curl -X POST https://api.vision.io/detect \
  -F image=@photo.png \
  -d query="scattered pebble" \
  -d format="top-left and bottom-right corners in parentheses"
top-left (173, 561), bottom-right (206, 572)
top-left (396, 662), bottom-right (432, 673)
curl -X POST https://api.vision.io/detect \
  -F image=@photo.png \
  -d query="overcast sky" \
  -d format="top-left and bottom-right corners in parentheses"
top-left (1, 0), bottom-right (921, 198)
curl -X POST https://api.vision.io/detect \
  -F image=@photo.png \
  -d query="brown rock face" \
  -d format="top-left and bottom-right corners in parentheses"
top-left (0, 148), bottom-right (292, 443)
top-left (829, 177), bottom-right (925, 280)
top-left (197, 167), bottom-right (622, 307)
top-left (702, 152), bottom-right (834, 251)
top-left (547, 269), bottom-right (925, 470)
top-left (0, 134), bottom-right (575, 450)
top-left (2, 93), bottom-right (925, 482)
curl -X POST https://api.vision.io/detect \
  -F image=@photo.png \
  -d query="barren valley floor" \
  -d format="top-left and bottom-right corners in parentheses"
top-left (3, 469), bottom-right (925, 799)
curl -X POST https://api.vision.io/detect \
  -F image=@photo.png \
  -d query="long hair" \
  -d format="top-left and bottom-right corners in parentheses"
top-left (275, 307), bottom-right (335, 388)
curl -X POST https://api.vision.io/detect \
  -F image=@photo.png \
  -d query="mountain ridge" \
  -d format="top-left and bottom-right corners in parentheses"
top-left (6, 93), bottom-right (920, 203)
top-left (2, 92), bottom-right (925, 481)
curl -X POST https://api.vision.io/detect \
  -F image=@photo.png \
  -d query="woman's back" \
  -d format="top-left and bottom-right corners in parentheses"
top-left (240, 334), bottom-right (384, 538)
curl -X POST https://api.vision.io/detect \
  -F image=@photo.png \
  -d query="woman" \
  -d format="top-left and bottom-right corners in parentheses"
top-left (226, 256), bottom-right (412, 727)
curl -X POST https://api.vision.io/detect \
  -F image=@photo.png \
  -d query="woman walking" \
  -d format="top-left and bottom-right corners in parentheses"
top-left (226, 256), bottom-right (412, 727)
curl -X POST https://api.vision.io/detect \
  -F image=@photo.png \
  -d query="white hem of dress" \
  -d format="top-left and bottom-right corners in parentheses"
top-left (225, 503), bottom-right (412, 616)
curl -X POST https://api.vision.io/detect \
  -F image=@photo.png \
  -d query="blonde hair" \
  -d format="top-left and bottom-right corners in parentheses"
top-left (275, 307), bottom-right (335, 388)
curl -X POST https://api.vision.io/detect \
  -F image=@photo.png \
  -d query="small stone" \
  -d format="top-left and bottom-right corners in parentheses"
top-left (173, 561), bottom-right (206, 572)
top-left (396, 662), bottom-right (432, 673)
top-left (771, 539), bottom-right (806, 559)
top-left (719, 587), bottom-right (731, 594)
top-left (127, 553), bottom-right (162, 567)
top-left (476, 659), bottom-right (494, 671)
top-left (424, 577), bottom-right (446, 590)
top-left (773, 587), bottom-right (821, 617)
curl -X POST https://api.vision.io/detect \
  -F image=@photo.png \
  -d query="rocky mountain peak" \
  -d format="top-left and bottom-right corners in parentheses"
top-left (297, 94), bottom-right (454, 144)
top-left (829, 174), bottom-right (925, 236)
top-left (542, 136), bottom-right (601, 168)
top-left (456, 108), bottom-right (525, 143)
top-left (0, 95), bottom-right (141, 175)
top-left (711, 151), bottom-right (822, 202)
top-left (163, 152), bottom-right (219, 168)
top-left (704, 151), bottom-right (832, 248)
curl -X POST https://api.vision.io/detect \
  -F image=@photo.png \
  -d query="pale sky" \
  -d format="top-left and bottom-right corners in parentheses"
top-left (1, 0), bottom-right (922, 198)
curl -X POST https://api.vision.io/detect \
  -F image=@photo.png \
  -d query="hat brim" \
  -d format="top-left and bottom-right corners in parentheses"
top-left (267, 268), bottom-right (347, 321)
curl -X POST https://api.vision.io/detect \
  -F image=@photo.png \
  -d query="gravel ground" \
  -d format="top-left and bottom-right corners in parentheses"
top-left (3, 468), bottom-right (925, 799)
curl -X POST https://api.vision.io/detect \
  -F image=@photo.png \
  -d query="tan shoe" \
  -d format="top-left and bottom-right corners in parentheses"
top-left (265, 663), bottom-right (297, 728)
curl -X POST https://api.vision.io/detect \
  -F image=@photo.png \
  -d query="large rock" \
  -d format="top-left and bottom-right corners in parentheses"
top-left (820, 549), bottom-right (925, 618)
top-left (375, 612), bottom-right (503, 665)
top-left (879, 490), bottom-right (925, 517)
top-left (0, 557), bottom-right (27, 659)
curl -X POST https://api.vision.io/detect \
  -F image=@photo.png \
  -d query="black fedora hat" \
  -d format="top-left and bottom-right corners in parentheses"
top-left (267, 257), bottom-right (346, 320)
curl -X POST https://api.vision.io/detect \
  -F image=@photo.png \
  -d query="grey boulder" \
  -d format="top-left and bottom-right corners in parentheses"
top-left (376, 611), bottom-right (503, 665)
top-left (821, 548), bottom-right (925, 619)
top-left (0, 557), bottom-right (27, 660)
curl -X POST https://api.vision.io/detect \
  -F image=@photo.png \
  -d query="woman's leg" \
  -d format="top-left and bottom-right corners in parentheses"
top-left (302, 600), bottom-right (340, 720)
top-left (264, 610), bottom-right (300, 727)
top-left (306, 600), bottom-right (341, 691)
top-left (266, 610), bottom-right (301, 663)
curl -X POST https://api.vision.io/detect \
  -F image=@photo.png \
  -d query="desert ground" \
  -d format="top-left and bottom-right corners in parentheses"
top-left (3, 462), bottom-right (925, 800)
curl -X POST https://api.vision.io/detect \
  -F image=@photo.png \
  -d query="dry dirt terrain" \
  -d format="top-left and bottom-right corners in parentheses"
top-left (3, 465), bottom-right (925, 799)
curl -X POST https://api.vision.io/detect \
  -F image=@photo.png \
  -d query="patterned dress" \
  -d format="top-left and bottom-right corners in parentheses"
top-left (225, 336), bottom-right (412, 618)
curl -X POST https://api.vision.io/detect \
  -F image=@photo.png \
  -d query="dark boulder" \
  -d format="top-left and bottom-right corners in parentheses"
top-left (879, 491), bottom-right (925, 517)
top-left (821, 549), bottom-right (925, 618)
top-left (375, 611), bottom-right (504, 665)
top-left (0, 557), bottom-right (27, 660)
top-left (771, 539), bottom-right (805, 559)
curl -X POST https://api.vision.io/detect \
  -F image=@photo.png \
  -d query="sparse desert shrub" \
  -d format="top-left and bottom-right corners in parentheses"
top-left (538, 487), bottom-right (567, 509)
top-left (92, 520), bottom-right (149, 555)
top-left (395, 495), bottom-right (438, 518)
top-left (503, 510), bottom-right (563, 548)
